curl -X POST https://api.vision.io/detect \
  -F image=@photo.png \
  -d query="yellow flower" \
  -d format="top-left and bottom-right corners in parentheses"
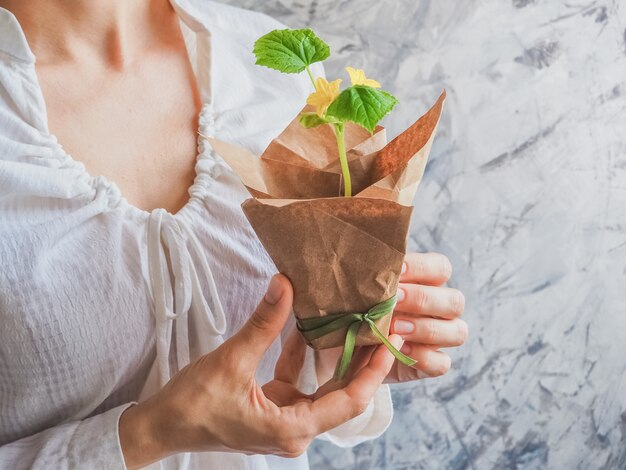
top-left (307, 77), bottom-right (342, 116)
top-left (346, 66), bottom-right (381, 88)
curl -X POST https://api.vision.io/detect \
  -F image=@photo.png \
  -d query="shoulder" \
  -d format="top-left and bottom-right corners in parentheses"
top-left (176, 1), bottom-right (325, 153)
top-left (0, 8), bottom-right (35, 63)
top-left (173, 0), bottom-right (288, 39)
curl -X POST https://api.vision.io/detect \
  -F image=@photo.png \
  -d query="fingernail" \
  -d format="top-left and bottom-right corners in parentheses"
top-left (401, 262), bottom-right (407, 275)
top-left (400, 342), bottom-right (412, 355)
top-left (264, 275), bottom-right (283, 305)
top-left (397, 288), bottom-right (406, 303)
top-left (393, 319), bottom-right (414, 335)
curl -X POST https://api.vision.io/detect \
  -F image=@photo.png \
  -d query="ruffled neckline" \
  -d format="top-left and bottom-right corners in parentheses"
top-left (0, 2), bottom-right (221, 221)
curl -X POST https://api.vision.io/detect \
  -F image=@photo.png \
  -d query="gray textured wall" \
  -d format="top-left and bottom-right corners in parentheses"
top-left (220, 1), bottom-right (626, 468)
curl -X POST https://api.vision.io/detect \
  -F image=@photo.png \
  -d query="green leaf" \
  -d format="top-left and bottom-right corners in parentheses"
top-left (299, 113), bottom-right (330, 128)
top-left (326, 86), bottom-right (399, 133)
top-left (253, 28), bottom-right (330, 74)
top-left (298, 112), bottom-right (341, 128)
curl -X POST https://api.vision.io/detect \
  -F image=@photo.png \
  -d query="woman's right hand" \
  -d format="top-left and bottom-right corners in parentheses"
top-left (119, 274), bottom-right (402, 468)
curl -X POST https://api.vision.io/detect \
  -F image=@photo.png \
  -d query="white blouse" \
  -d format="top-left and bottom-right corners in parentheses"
top-left (0, 0), bottom-right (393, 469)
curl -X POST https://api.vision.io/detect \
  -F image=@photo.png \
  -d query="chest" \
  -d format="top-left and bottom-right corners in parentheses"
top-left (37, 50), bottom-right (201, 214)
top-left (0, 172), bottom-right (277, 443)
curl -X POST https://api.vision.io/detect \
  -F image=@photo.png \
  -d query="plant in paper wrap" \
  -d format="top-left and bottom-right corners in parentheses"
top-left (205, 28), bottom-right (446, 379)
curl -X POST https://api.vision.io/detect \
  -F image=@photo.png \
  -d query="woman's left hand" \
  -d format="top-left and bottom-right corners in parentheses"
top-left (385, 252), bottom-right (467, 383)
top-left (315, 252), bottom-right (467, 385)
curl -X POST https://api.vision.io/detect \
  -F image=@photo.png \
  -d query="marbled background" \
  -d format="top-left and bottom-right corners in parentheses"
top-left (222, 0), bottom-right (626, 468)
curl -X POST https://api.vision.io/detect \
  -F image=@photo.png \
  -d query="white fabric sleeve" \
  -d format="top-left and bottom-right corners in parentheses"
top-left (0, 403), bottom-right (134, 470)
top-left (317, 383), bottom-right (393, 448)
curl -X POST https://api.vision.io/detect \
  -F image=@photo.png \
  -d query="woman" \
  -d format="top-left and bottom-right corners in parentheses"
top-left (0, 0), bottom-right (468, 468)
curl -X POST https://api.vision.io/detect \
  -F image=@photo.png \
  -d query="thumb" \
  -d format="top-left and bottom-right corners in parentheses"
top-left (229, 273), bottom-right (294, 368)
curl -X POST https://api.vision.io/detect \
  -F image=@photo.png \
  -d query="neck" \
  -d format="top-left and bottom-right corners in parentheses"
top-left (0, 0), bottom-right (176, 67)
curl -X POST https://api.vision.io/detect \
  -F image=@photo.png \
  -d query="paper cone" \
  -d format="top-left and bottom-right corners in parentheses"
top-left (207, 91), bottom-right (446, 349)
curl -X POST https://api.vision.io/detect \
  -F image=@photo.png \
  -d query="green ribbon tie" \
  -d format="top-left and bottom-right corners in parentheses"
top-left (296, 295), bottom-right (417, 380)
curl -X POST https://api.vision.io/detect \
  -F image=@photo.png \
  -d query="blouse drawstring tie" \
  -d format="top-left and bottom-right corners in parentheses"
top-left (147, 208), bottom-right (227, 386)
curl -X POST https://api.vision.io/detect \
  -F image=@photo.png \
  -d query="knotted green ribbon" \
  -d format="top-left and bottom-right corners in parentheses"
top-left (296, 295), bottom-right (417, 380)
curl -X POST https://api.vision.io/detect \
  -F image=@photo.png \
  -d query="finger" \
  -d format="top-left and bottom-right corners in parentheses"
top-left (345, 346), bottom-right (376, 381)
top-left (399, 343), bottom-right (451, 377)
top-left (391, 317), bottom-right (469, 347)
top-left (400, 252), bottom-right (452, 286)
top-left (274, 328), bottom-right (307, 385)
top-left (227, 274), bottom-right (294, 369)
top-left (396, 283), bottom-right (465, 319)
top-left (313, 345), bottom-right (376, 400)
top-left (309, 335), bottom-right (403, 433)
top-left (385, 360), bottom-right (431, 384)
top-left (313, 348), bottom-right (342, 385)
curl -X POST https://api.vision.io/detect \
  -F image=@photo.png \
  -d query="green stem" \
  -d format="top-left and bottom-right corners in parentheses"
top-left (305, 65), bottom-right (316, 89)
top-left (333, 122), bottom-right (352, 197)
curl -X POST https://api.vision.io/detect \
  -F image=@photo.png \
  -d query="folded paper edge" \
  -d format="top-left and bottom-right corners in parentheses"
top-left (206, 137), bottom-right (270, 196)
top-left (355, 90), bottom-right (446, 200)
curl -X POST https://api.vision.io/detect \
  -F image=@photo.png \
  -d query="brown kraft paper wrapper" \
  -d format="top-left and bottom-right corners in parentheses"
top-left (207, 91), bottom-right (446, 349)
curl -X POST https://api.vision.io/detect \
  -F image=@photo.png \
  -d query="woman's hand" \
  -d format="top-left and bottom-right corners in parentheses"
top-left (119, 274), bottom-right (401, 469)
top-left (315, 252), bottom-right (466, 385)
top-left (386, 252), bottom-right (467, 383)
